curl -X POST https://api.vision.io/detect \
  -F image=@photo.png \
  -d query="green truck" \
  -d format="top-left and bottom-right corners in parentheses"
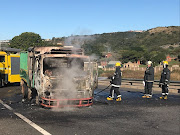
top-left (20, 46), bottom-right (98, 107)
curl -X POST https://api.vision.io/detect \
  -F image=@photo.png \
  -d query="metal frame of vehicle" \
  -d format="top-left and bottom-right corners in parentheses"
top-left (20, 46), bottom-right (98, 108)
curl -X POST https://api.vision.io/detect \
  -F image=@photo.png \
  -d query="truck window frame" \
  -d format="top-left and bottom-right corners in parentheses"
top-left (0, 56), bottom-right (5, 62)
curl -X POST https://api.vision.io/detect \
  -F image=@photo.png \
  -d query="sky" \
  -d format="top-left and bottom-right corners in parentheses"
top-left (0, 0), bottom-right (179, 40)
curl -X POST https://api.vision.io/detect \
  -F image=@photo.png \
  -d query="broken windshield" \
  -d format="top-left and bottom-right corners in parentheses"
top-left (43, 57), bottom-right (89, 77)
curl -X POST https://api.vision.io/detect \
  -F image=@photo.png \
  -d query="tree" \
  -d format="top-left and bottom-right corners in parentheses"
top-left (151, 52), bottom-right (166, 66)
top-left (121, 50), bottom-right (143, 63)
top-left (10, 32), bottom-right (44, 50)
top-left (83, 42), bottom-right (105, 56)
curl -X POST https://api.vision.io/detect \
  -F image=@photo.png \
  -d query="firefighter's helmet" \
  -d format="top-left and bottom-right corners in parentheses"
top-left (147, 61), bottom-right (152, 65)
top-left (163, 61), bottom-right (168, 65)
top-left (115, 62), bottom-right (121, 67)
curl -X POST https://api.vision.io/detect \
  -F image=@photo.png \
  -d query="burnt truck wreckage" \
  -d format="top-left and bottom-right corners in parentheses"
top-left (20, 46), bottom-right (98, 108)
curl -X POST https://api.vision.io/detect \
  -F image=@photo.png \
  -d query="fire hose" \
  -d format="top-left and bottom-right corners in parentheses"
top-left (94, 84), bottom-right (111, 96)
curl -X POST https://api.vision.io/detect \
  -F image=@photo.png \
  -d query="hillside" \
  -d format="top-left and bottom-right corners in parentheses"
top-left (49, 26), bottom-right (180, 53)
top-left (90, 26), bottom-right (179, 51)
top-left (9, 26), bottom-right (179, 64)
top-left (47, 26), bottom-right (179, 64)
top-left (148, 26), bottom-right (179, 34)
top-left (135, 26), bottom-right (180, 48)
top-left (81, 26), bottom-right (180, 63)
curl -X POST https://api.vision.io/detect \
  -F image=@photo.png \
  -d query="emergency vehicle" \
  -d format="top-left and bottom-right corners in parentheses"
top-left (0, 47), bottom-right (21, 87)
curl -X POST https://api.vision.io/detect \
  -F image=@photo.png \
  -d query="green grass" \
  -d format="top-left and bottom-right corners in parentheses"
top-left (98, 69), bottom-right (114, 77)
top-left (168, 60), bottom-right (180, 66)
top-left (139, 65), bottom-right (147, 67)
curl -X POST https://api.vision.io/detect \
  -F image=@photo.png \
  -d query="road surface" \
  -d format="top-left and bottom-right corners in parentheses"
top-left (0, 84), bottom-right (179, 135)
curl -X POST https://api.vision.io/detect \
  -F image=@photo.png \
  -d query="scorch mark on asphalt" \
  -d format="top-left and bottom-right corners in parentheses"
top-left (0, 99), bottom-right (51, 135)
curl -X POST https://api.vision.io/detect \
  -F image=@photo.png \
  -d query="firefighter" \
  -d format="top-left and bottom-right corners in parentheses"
top-left (142, 61), bottom-right (154, 98)
top-left (107, 62), bottom-right (122, 101)
top-left (159, 61), bottom-right (170, 100)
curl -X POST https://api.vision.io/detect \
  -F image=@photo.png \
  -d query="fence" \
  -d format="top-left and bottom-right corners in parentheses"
top-left (103, 67), bottom-right (180, 73)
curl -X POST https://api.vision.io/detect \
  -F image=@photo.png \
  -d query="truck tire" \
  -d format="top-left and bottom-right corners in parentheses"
top-left (0, 79), bottom-right (2, 88)
top-left (0, 72), bottom-right (3, 88)
top-left (35, 95), bottom-right (40, 105)
top-left (22, 82), bottom-right (28, 99)
top-left (28, 88), bottom-right (32, 100)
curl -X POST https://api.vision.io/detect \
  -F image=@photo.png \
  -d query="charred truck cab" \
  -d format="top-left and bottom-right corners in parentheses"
top-left (20, 46), bottom-right (98, 108)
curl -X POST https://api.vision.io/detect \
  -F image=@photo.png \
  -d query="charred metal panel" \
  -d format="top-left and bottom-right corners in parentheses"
top-left (25, 47), bottom-right (98, 106)
top-left (33, 46), bottom-right (83, 55)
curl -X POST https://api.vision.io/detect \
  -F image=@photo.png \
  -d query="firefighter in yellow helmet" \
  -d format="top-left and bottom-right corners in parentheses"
top-left (107, 62), bottom-right (122, 101)
top-left (159, 61), bottom-right (170, 100)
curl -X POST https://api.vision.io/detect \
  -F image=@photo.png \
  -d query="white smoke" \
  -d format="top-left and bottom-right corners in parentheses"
top-left (48, 30), bottom-right (98, 111)
top-left (48, 57), bottom-right (91, 112)
top-left (64, 29), bottom-right (95, 48)
top-left (64, 35), bottom-right (95, 48)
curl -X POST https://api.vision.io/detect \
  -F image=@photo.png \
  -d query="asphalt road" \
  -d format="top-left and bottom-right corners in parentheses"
top-left (0, 84), bottom-right (179, 135)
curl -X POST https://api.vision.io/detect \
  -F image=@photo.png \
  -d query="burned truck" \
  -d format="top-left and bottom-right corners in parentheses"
top-left (20, 46), bottom-right (98, 107)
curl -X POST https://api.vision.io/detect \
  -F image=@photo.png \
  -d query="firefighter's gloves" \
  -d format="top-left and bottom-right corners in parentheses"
top-left (165, 79), bottom-right (168, 84)
top-left (165, 82), bottom-right (169, 87)
top-left (143, 81), bottom-right (145, 86)
top-left (145, 69), bottom-right (149, 74)
top-left (110, 76), bottom-right (114, 84)
top-left (164, 80), bottom-right (168, 85)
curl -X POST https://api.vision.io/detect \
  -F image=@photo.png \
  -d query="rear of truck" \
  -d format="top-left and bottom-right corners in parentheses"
top-left (20, 51), bottom-right (29, 85)
top-left (20, 51), bottom-right (31, 99)
top-left (0, 51), bottom-right (20, 86)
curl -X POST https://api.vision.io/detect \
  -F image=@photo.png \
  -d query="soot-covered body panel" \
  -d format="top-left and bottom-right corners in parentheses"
top-left (20, 46), bottom-right (98, 107)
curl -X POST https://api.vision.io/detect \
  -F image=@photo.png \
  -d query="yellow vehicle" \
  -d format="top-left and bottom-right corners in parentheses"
top-left (0, 47), bottom-right (21, 87)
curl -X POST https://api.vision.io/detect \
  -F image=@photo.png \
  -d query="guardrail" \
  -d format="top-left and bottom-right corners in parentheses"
top-left (103, 67), bottom-right (180, 73)
top-left (122, 78), bottom-right (180, 84)
top-left (121, 78), bottom-right (180, 93)
top-left (99, 78), bottom-right (180, 93)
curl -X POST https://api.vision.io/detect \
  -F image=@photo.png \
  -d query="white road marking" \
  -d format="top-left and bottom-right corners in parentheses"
top-left (0, 99), bottom-right (51, 135)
